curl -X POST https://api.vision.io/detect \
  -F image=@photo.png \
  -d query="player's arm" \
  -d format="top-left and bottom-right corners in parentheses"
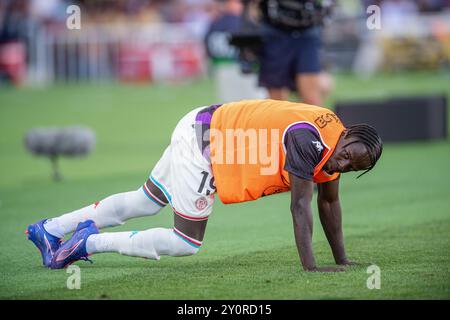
top-left (289, 173), bottom-right (344, 272)
top-left (317, 178), bottom-right (352, 265)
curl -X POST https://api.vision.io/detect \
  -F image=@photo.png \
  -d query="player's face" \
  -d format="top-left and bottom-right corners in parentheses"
top-left (324, 138), bottom-right (371, 174)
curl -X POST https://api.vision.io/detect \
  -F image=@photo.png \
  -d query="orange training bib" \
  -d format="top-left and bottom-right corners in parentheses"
top-left (210, 99), bottom-right (345, 204)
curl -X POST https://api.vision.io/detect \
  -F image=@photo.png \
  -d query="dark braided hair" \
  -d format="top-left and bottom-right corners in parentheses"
top-left (344, 124), bottom-right (383, 178)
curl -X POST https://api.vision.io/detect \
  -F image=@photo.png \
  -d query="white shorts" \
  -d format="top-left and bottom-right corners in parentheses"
top-left (150, 107), bottom-right (216, 221)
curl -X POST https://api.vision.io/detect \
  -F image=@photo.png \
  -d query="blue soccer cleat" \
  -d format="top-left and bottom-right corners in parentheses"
top-left (26, 219), bottom-right (62, 267)
top-left (50, 220), bottom-right (99, 269)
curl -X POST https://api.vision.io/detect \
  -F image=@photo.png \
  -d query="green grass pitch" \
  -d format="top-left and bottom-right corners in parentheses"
top-left (0, 72), bottom-right (449, 299)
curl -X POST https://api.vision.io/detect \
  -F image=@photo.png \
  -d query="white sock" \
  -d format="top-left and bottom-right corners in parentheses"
top-left (85, 228), bottom-right (200, 260)
top-left (43, 187), bottom-right (164, 238)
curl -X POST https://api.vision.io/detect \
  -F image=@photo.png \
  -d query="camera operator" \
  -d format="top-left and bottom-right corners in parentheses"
top-left (204, 0), bottom-right (266, 102)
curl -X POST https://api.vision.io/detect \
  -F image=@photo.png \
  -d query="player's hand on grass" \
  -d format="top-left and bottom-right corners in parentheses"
top-left (307, 266), bottom-right (345, 273)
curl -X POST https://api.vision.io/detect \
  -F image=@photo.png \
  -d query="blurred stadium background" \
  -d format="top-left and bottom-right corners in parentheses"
top-left (2, 0), bottom-right (450, 86)
top-left (0, 0), bottom-right (449, 299)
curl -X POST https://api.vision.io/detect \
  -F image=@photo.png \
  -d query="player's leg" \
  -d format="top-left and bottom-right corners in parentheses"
top-left (50, 106), bottom-right (214, 268)
top-left (40, 179), bottom-right (167, 239)
top-left (84, 213), bottom-right (206, 260)
top-left (86, 105), bottom-right (216, 260)
top-left (27, 146), bottom-right (171, 267)
top-left (83, 161), bottom-right (211, 259)
top-left (85, 171), bottom-right (208, 259)
top-left (26, 179), bottom-right (167, 267)
top-left (50, 212), bottom-right (207, 269)
top-left (33, 143), bottom-right (173, 244)
top-left (83, 174), bottom-right (214, 262)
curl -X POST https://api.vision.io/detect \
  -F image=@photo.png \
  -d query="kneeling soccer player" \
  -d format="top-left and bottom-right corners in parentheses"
top-left (26, 99), bottom-right (382, 272)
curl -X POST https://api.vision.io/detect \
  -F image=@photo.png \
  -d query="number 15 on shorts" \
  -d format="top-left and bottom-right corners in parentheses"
top-left (198, 171), bottom-right (216, 196)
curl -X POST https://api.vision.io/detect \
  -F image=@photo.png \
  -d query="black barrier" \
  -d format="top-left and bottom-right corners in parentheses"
top-left (335, 95), bottom-right (447, 142)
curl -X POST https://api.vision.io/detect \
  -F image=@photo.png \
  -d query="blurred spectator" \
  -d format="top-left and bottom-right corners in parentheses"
top-left (381, 0), bottom-right (419, 33)
top-left (0, 0), bottom-right (29, 42)
top-left (417, 0), bottom-right (450, 12)
top-left (205, 0), bottom-right (243, 63)
top-left (182, 0), bottom-right (216, 38)
top-left (29, 0), bottom-right (65, 23)
top-left (0, 0), bottom-right (30, 85)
